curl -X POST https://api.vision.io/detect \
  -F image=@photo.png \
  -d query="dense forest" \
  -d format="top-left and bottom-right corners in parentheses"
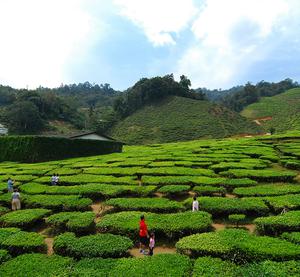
top-left (0, 77), bottom-right (298, 135)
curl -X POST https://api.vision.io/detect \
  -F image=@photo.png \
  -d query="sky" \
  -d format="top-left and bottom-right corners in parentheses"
top-left (0, 0), bottom-right (300, 90)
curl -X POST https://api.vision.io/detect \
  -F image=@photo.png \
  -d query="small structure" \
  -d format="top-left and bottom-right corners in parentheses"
top-left (69, 131), bottom-right (116, 141)
top-left (0, 124), bottom-right (8, 136)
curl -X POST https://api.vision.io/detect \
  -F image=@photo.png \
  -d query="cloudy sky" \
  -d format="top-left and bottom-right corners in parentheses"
top-left (0, 0), bottom-right (299, 90)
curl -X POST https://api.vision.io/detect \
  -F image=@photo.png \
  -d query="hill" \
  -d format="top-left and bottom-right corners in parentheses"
top-left (241, 88), bottom-right (300, 133)
top-left (108, 96), bottom-right (262, 144)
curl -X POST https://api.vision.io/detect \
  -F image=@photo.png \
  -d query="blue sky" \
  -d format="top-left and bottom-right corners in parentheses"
top-left (0, 0), bottom-right (300, 90)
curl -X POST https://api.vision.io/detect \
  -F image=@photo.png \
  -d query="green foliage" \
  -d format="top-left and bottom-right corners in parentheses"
top-left (105, 197), bottom-right (184, 213)
top-left (97, 211), bottom-right (212, 238)
top-left (234, 183), bottom-right (300, 197)
top-left (157, 185), bottom-right (190, 194)
top-left (46, 211), bottom-right (95, 233)
top-left (210, 161), bottom-right (267, 172)
top-left (0, 136), bottom-right (122, 162)
top-left (264, 194), bottom-right (300, 212)
top-left (183, 197), bottom-right (268, 216)
top-left (0, 209), bottom-right (50, 228)
top-left (0, 253), bottom-right (74, 276)
top-left (255, 211), bottom-right (300, 235)
top-left (53, 232), bottom-right (133, 258)
top-left (281, 232), bottom-right (300, 244)
top-left (109, 96), bottom-right (261, 144)
top-left (0, 250), bottom-right (10, 264)
top-left (221, 169), bottom-right (297, 182)
top-left (176, 229), bottom-right (300, 261)
top-left (228, 214), bottom-right (246, 226)
top-left (193, 185), bottom-right (225, 195)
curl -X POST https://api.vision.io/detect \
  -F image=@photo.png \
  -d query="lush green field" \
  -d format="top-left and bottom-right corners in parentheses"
top-left (108, 96), bottom-right (262, 144)
top-left (0, 133), bottom-right (299, 275)
top-left (241, 88), bottom-right (300, 133)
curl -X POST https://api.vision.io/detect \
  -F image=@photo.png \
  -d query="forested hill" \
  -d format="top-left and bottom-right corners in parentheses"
top-left (108, 96), bottom-right (262, 145)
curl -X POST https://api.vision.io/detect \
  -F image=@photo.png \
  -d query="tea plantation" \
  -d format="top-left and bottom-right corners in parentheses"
top-left (0, 133), bottom-right (299, 276)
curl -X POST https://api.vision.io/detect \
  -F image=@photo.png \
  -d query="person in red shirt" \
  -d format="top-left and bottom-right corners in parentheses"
top-left (139, 215), bottom-right (149, 254)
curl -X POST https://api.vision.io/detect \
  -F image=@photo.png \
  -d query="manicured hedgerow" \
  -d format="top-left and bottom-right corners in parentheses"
top-left (0, 250), bottom-right (10, 264)
top-left (73, 254), bottom-right (192, 277)
top-left (0, 206), bottom-right (9, 216)
top-left (254, 211), bottom-right (300, 235)
top-left (234, 183), bottom-right (300, 197)
top-left (0, 253), bottom-right (74, 276)
top-left (83, 167), bottom-right (144, 176)
top-left (176, 229), bottom-right (300, 261)
top-left (183, 197), bottom-right (268, 216)
top-left (97, 211), bottom-right (212, 238)
top-left (105, 198), bottom-right (184, 213)
top-left (264, 194), bottom-right (300, 212)
top-left (1, 231), bottom-right (46, 255)
top-left (20, 183), bottom-right (156, 198)
top-left (136, 167), bottom-right (216, 177)
top-left (0, 209), bottom-right (51, 228)
top-left (220, 169), bottom-right (297, 182)
top-left (46, 211), bottom-right (95, 234)
top-left (193, 186), bottom-right (225, 196)
top-left (281, 232), bottom-right (300, 244)
top-left (210, 161), bottom-right (267, 173)
top-left (157, 185), bottom-right (190, 195)
top-left (53, 232), bottom-right (133, 258)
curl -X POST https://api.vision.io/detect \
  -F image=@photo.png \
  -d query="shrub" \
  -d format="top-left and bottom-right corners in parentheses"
top-left (83, 167), bottom-right (144, 176)
top-left (210, 161), bottom-right (267, 173)
top-left (176, 229), bottom-right (300, 261)
top-left (255, 211), bottom-right (300, 235)
top-left (220, 169), bottom-right (297, 182)
top-left (234, 183), bottom-right (300, 197)
top-left (0, 228), bottom-right (21, 244)
top-left (281, 232), bottom-right (300, 244)
top-left (183, 197), bottom-right (268, 216)
top-left (53, 232), bottom-right (133, 258)
top-left (0, 250), bottom-right (10, 264)
top-left (264, 194), bottom-right (300, 212)
top-left (193, 186), bottom-right (225, 196)
top-left (105, 198), bottom-right (184, 213)
top-left (1, 231), bottom-right (46, 255)
top-left (0, 253), bottom-right (74, 276)
top-left (0, 206), bottom-right (9, 215)
top-left (97, 211), bottom-right (212, 238)
top-left (136, 167), bottom-right (216, 177)
top-left (0, 136), bottom-right (122, 162)
top-left (228, 214), bottom-right (246, 227)
top-left (157, 185), bottom-right (190, 195)
top-left (0, 209), bottom-right (51, 228)
top-left (46, 211), bottom-right (95, 234)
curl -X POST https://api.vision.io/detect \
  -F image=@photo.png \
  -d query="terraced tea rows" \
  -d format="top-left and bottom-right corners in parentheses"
top-left (0, 133), bottom-right (299, 276)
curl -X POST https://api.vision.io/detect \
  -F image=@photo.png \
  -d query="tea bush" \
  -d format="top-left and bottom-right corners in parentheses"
top-left (157, 185), bottom-right (190, 195)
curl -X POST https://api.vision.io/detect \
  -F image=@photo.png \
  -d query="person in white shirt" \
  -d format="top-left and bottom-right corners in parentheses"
top-left (54, 174), bottom-right (59, 185)
top-left (51, 175), bottom-right (56, 185)
top-left (192, 196), bottom-right (199, 211)
top-left (11, 189), bottom-right (21, 211)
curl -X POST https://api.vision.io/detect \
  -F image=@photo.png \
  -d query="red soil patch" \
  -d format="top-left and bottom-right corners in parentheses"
top-left (225, 193), bottom-right (236, 198)
top-left (45, 237), bottom-right (54, 256)
top-left (212, 223), bottom-right (256, 233)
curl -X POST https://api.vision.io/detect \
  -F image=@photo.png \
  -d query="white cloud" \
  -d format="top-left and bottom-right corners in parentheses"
top-left (0, 0), bottom-right (102, 88)
top-left (176, 0), bottom-right (294, 88)
top-left (113, 0), bottom-right (198, 46)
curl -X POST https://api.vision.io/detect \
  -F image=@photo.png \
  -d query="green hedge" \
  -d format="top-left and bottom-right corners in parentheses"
top-left (176, 229), bottom-right (300, 261)
top-left (0, 209), bottom-right (51, 228)
top-left (72, 254), bottom-right (192, 277)
top-left (134, 167), bottom-right (216, 177)
top-left (210, 161), bottom-right (267, 173)
top-left (105, 198), bottom-right (184, 213)
top-left (255, 211), bottom-right (300, 235)
top-left (183, 197), bottom-right (268, 216)
top-left (0, 136), bottom-right (123, 162)
top-left (83, 167), bottom-right (144, 176)
top-left (53, 232), bottom-right (133, 258)
top-left (220, 169), bottom-right (297, 182)
top-left (46, 211), bottom-right (95, 234)
top-left (234, 184), bottom-right (300, 197)
top-left (264, 194), bottom-right (300, 212)
top-left (0, 250), bottom-right (10, 264)
top-left (20, 183), bottom-right (156, 198)
top-left (0, 253), bottom-right (74, 276)
top-left (1, 231), bottom-right (46, 255)
top-left (97, 211), bottom-right (212, 239)
top-left (281, 232), bottom-right (300, 244)
top-left (193, 186), bottom-right (225, 196)
top-left (157, 185), bottom-right (190, 195)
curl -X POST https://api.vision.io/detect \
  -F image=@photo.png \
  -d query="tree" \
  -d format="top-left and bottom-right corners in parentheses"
top-left (6, 101), bottom-right (44, 134)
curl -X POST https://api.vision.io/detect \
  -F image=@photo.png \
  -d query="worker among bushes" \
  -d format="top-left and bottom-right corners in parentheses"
top-left (192, 196), bottom-right (199, 211)
top-left (7, 177), bottom-right (14, 192)
top-left (11, 188), bottom-right (21, 211)
top-left (139, 214), bottom-right (149, 254)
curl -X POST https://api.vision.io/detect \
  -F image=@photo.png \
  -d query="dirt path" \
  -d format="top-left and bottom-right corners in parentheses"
top-left (225, 193), bottom-right (236, 198)
top-left (45, 237), bottom-right (54, 255)
top-left (91, 201), bottom-right (113, 223)
top-left (254, 116), bottom-right (273, 126)
top-left (129, 246), bottom-right (176, 257)
top-left (212, 223), bottom-right (255, 233)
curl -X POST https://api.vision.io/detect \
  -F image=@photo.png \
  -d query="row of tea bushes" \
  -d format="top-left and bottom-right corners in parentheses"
top-left (157, 185), bottom-right (190, 195)
top-left (183, 197), bottom-right (269, 216)
top-left (233, 183), bottom-right (300, 197)
top-left (0, 253), bottom-right (192, 276)
top-left (254, 211), bottom-right (300, 235)
top-left (53, 232), bottom-right (133, 258)
top-left (193, 256), bottom-right (300, 276)
top-left (220, 169), bottom-right (297, 182)
top-left (105, 198), bottom-right (184, 213)
top-left (210, 161), bottom-right (268, 173)
top-left (97, 211), bottom-right (212, 239)
top-left (176, 229), bottom-right (300, 262)
top-left (19, 183), bottom-right (157, 198)
top-left (46, 211), bottom-right (95, 234)
top-left (0, 209), bottom-right (51, 228)
top-left (264, 194), bottom-right (300, 212)
top-left (0, 228), bottom-right (45, 255)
